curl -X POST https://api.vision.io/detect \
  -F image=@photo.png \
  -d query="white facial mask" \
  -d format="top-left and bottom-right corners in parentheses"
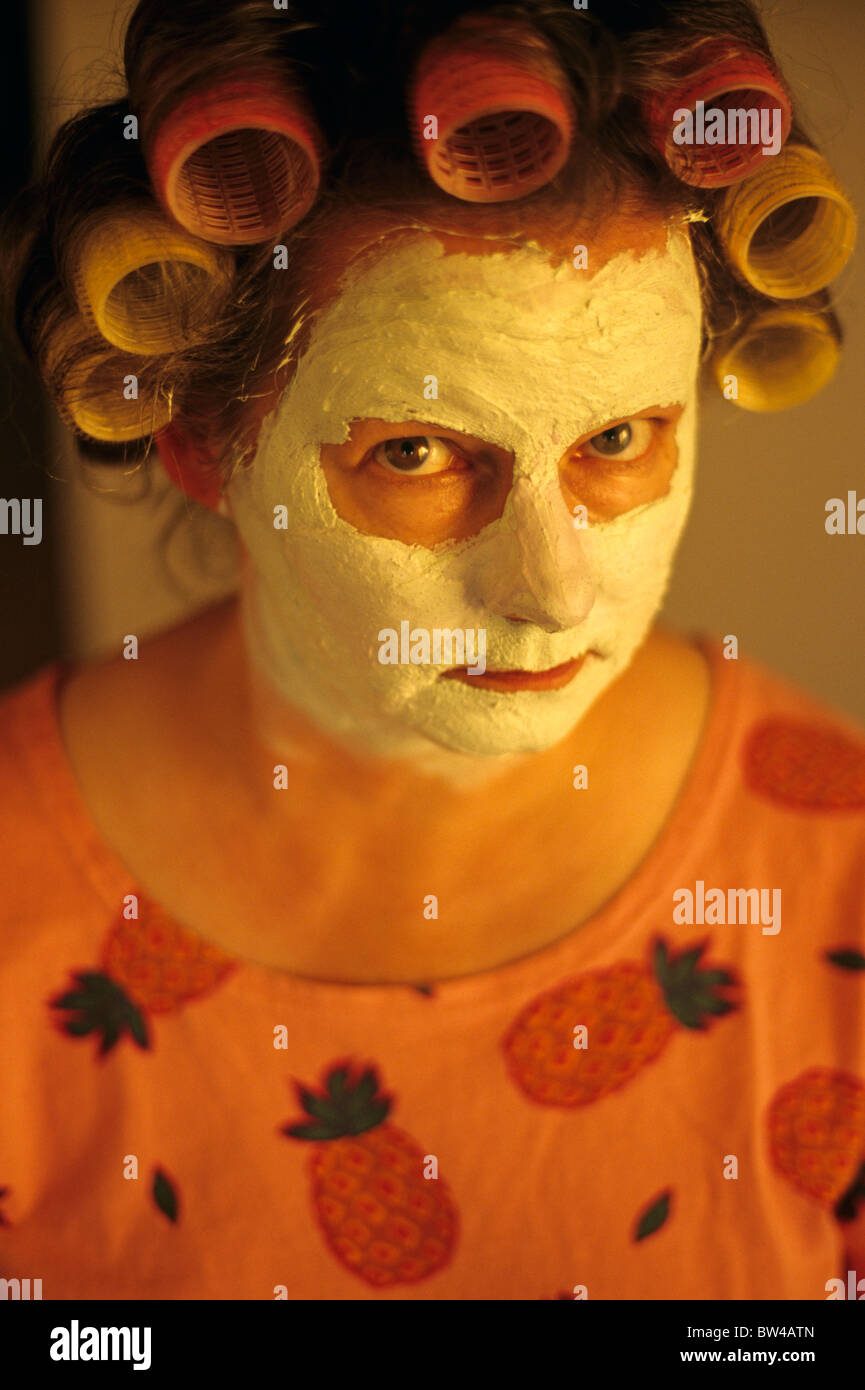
top-left (227, 229), bottom-right (702, 761)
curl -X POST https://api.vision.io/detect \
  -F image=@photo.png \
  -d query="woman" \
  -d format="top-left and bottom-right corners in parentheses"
top-left (1, 0), bottom-right (863, 1299)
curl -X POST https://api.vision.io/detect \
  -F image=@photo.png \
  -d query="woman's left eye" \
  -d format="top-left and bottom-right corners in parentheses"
top-left (372, 436), bottom-right (461, 476)
top-left (581, 419), bottom-right (654, 461)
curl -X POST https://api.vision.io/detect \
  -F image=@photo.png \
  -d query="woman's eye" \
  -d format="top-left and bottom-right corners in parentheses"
top-left (372, 436), bottom-right (461, 476)
top-left (581, 419), bottom-right (654, 461)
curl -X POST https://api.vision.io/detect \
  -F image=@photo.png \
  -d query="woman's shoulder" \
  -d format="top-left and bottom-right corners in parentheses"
top-left (653, 628), bottom-right (859, 741)
top-left (0, 660), bottom-right (103, 927)
top-left (708, 638), bottom-right (865, 809)
top-left (0, 608), bottom-right (225, 924)
top-left (0, 660), bottom-right (65, 808)
top-left (642, 633), bottom-right (865, 912)
top-left (727, 641), bottom-right (865, 734)
top-left (56, 601), bottom-right (231, 741)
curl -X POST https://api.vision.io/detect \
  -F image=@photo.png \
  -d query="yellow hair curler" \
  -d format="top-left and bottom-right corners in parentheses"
top-left (711, 307), bottom-right (840, 412)
top-left (70, 204), bottom-right (234, 355)
top-left (717, 144), bottom-right (857, 299)
top-left (45, 315), bottom-right (173, 441)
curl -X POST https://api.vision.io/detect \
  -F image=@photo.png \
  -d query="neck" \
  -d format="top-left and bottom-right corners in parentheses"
top-left (177, 601), bottom-right (705, 981)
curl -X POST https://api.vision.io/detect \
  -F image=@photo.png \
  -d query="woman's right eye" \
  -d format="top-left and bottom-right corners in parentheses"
top-left (580, 419), bottom-right (654, 461)
top-left (372, 436), bottom-right (464, 476)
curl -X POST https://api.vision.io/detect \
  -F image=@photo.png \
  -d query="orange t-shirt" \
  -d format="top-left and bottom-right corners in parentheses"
top-left (1, 636), bottom-right (865, 1301)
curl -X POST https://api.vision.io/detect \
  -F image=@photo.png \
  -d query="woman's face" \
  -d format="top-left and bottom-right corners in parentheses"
top-left (226, 209), bottom-right (703, 760)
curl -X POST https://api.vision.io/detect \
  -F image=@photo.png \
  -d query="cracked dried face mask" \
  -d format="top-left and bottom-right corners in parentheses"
top-left (227, 228), bottom-right (703, 759)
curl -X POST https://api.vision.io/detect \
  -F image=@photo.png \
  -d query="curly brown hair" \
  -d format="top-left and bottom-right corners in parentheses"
top-left (1, 0), bottom-right (848, 490)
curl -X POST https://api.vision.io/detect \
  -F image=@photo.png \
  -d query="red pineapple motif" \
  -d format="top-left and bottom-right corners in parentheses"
top-left (501, 938), bottom-right (738, 1107)
top-left (50, 899), bottom-right (237, 1053)
top-left (743, 719), bottom-right (865, 810)
top-left (767, 1068), bottom-right (865, 1209)
top-left (282, 1061), bottom-right (458, 1287)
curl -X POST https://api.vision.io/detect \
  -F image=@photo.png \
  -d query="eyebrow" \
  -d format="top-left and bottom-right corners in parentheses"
top-left (369, 404), bottom-right (684, 437)
top-left (352, 420), bottom-right (496, 449)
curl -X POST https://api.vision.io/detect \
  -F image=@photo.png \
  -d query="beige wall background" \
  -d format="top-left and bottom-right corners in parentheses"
top-left (34, 0), bottom-right (865, 721)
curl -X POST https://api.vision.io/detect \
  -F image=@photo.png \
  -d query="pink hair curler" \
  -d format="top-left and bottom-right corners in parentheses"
top-left (409, 21), bottom-right (575, 203)
top-left (147, 71), bottom-right (323, 245)
top-left (155, 422), bottom-right (223, 509)
top-left (645, 40), bottom-right (792, 189)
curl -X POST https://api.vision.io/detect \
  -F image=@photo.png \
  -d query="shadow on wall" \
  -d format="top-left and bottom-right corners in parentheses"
top-left (0, 5), bottom-right (59, 692)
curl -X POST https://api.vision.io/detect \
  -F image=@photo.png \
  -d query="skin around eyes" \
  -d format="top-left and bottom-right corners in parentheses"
top-left (320, 420), bottom-right (512, 544)
top-left (319, 405), bottom-right (685, 547)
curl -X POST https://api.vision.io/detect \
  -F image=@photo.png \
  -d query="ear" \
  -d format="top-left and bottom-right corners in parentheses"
top-left (155, 422), bottom-right (224, 512)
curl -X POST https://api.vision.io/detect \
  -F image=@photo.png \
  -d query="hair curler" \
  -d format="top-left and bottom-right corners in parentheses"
top-left (44, 316), bottom-right (172, 442)
top-left (155, 422), bottom-right (223, 510)
top-left (146, 72), bottom-right (323, 245)
top-left (716, 144), bottom-right (857, 299)
top-left (70, 204), bottom-right (234, 356)
top-left (645, 40), bottom-right (792, 188)
top-left (409, 18), bottom-right (575, 203)
top-left (711, 307), bottom-right (840, 412)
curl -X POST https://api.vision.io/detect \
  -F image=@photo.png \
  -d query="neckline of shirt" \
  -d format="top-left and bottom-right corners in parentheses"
top-left (12, 631), bottom-right (740, 1010)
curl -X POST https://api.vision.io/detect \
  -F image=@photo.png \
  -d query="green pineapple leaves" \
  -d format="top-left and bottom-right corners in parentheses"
top-left (834, 1161), bottom-right (865, 1224)
top-left (283, 1064), bottom-right (392, 1141)
top-left (153, 1168), bottom-right (179, 1223)
top-left (826, 948), bottom-right (865, 972)
top-left (50, 970), bottom-right (150, 1054)
top-left (634, 1189), bottom-right (672, 1242)
top-left (653, 938), bottom-right (738, 1032)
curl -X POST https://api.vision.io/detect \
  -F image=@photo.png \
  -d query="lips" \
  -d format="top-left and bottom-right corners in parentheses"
top-left (440, 653), bottom-right (591, 693)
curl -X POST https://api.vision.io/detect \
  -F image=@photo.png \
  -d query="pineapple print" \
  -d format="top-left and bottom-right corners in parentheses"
top-left (50, 899), bottom-right (237, 1053)
top-left (501, 937), bottom-right (738, 1107)
top-left (743, 719), bottom-right (865, 810)
top-left (282, 1061), bottom-right (458, 1287)
top-left (767, 1067), bottom-right (865, 1208)
top-left (101, 902), bottom-right (236, 1013)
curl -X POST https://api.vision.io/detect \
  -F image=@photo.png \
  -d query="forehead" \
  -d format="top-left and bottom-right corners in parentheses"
top-left (296, 198), bottom-right (682, 322)
top-left (283, 192), bottom-right (703, 379)
top-left (273, 221), bottom-right (703, 457)
top-left (413, 200), bottom-right (677, 270)
top-left (335, 218), bottom-right (696, 317)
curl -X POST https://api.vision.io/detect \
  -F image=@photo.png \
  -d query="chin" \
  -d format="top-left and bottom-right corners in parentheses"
top-left (400, 680), bottom-right (612, 759)
top-left (425, 728), bottom-right (571, 758)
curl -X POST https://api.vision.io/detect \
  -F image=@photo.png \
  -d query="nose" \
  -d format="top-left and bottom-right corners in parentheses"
top-left (477, 475), bottom-right (596, 632)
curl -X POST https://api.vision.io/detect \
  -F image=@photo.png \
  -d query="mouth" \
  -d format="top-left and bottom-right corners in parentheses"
top-left (440, 653), bottom-right (593, 693)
